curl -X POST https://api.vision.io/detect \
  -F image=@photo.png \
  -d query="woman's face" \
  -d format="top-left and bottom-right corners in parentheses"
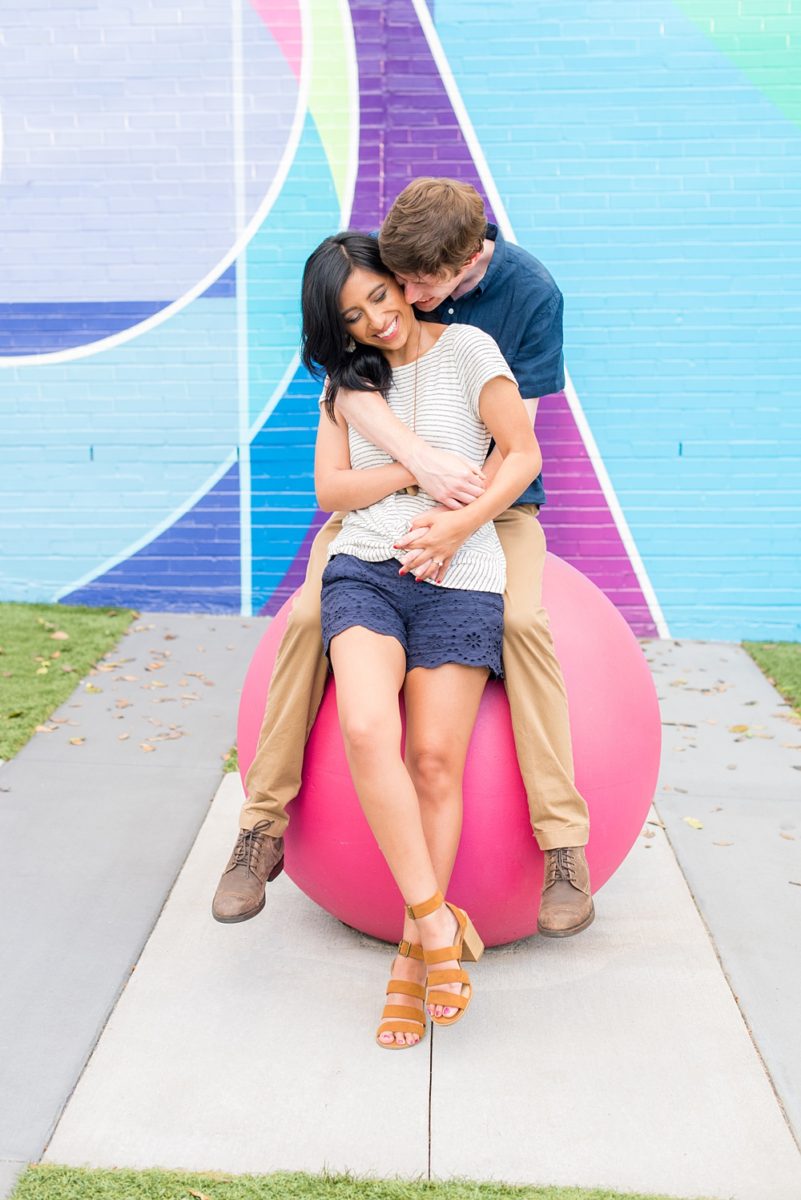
top-left (338, 267), bottom-right (415, 357)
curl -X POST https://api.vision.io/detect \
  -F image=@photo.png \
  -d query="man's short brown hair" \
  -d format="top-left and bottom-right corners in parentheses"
top-left (378, 178), bottom-right (487, 278)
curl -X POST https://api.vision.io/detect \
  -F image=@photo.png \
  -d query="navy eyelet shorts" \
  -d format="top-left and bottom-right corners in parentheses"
top-left (320, 554), bottom-right (504, 677)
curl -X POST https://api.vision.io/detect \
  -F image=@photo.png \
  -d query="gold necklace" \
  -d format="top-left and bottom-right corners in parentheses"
top-left (411, 317), bottom-right (421, 433)
top-left (404, 319), bottom-right (422, 496)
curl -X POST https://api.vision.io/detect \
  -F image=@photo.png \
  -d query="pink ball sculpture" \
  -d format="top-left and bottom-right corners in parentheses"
top-left (238, 552), bottom-right (661, 947)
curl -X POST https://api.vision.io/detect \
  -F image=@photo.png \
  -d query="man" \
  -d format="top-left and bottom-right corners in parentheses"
top-left (213, 177), bottom-right (593, 936)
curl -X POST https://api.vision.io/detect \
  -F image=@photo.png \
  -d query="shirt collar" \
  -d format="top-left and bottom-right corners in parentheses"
top-left (457, 222), bottom-right (505, 301)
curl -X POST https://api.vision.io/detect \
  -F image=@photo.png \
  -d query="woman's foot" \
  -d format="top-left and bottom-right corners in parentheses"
top-left (377, 952), bottom-right (427, 1048)
top-left (416, 903), bottom-right (467, 1020)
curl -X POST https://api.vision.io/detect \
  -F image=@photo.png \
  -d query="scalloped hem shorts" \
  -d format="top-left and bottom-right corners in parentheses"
top-left (321, 553), bottom-right (504, 677)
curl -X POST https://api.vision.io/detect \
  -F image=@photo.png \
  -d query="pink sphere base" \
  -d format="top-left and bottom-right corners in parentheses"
top-left (238, 553), bottom-right (661, 946)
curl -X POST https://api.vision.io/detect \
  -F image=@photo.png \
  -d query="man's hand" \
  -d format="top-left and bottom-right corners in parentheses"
top-left (407, 445), bottom-right (486, 510)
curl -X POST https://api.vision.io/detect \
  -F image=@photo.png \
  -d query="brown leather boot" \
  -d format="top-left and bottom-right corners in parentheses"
top-left (212, 820), bottom-right (285, 923)
top-left (537, 846), bottom-right (594, 937)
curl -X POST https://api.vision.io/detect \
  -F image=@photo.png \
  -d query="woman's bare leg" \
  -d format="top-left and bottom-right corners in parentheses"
top-left (330, 627), bottom-right (434, 1046)
top-left (330, 633), bottom-right (489, 1041)
top-left (403, 663), bottom-right (489, 1018)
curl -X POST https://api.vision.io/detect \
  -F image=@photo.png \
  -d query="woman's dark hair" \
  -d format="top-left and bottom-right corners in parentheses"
top-left (301, 231), bottom-right (394, 422)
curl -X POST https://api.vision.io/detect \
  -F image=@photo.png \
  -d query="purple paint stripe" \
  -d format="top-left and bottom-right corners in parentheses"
top-left (538, 392), bottom-right (657, 635)
top-left (348, 0), bottom-right (495, 227)
top-left (257, 507), bottom-right (331, 617)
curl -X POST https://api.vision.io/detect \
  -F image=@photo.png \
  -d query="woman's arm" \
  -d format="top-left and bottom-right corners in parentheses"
top-left (395, 377), bottom-right (541, 579)
top-left (314, 405), bottom-right (417, 512)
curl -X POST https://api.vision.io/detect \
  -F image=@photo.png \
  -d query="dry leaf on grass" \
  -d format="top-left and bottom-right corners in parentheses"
top-left (188, 1190), bottom-right (212, 1200)
top-left (50, 630), bottom-right (70, 640)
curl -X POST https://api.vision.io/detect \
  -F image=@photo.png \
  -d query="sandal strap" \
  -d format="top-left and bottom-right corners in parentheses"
top-left (397, 940), bottom-right (424, 960)
top-left (381, 1004), bottom-right (426, 1024)
top-left (427, 989), bottom-right (469, 1010)
top-left (405, 889), bottom-right (444, 920)
top-left (385, 979), bottom-right (426, 1000)
top-left (427, 967), bottom-right (470, 987)
top-left (422, 944), bottom-right (460, 965)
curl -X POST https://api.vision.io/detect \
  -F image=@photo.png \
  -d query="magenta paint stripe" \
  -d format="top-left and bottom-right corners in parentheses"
top-left (261, 0), bottom-right (657, 635)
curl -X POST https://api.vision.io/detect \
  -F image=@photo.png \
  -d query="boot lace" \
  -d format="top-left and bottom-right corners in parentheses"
top-left (230, 823), bottom-right (269, 875)
top-left (549, 847), bottom-right (577, 885)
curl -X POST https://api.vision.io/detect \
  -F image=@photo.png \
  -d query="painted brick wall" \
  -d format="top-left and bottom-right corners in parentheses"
top-left (1, 0), bottom-right (799, 640)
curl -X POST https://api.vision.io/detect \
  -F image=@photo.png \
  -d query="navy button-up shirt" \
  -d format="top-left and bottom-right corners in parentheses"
top-left (423, 224), bottom-right (564, 507)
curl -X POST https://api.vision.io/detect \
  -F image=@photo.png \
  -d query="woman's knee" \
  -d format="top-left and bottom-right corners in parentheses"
top-left (408, 742), bottom-right (461, 797)
top-left (340, 711), bottom-right (391, 762)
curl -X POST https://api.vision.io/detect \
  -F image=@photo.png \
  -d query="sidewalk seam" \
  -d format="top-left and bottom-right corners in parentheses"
top-left (427, 1026), bottom-right (434, 1179)
top-left (653, 796), bottom-right (801, 1157)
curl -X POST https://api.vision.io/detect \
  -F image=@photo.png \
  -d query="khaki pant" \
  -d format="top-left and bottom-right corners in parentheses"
top-left (242, 506), bottom-right (589, 850)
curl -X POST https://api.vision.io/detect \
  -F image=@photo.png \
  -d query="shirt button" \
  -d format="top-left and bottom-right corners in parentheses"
top-left (448, 307), bottom-right (454, 315)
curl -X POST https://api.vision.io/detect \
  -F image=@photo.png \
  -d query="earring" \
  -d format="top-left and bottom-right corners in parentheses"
top-left (345, 336), bottom-right (356, 353)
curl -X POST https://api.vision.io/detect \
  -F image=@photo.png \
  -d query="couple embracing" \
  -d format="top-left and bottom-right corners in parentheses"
top-left (213, 178), bottom-right (593, 1049)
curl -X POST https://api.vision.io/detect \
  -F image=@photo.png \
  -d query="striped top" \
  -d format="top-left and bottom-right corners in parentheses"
top-left (326, 323), bottom-right (517, 594)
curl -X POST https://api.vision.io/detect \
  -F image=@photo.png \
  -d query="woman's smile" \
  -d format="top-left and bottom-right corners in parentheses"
top-left (374, 316), bottom-right (400, 342)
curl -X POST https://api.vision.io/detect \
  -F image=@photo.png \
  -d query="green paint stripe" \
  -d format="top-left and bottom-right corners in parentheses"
top-left (308, 0), bottom-right (354, 209)
top-left (673, 0), bottom-right (801, 129)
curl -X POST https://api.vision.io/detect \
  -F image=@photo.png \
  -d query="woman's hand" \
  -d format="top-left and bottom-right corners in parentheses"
top-left (394, 507), bottom-right (471, 585)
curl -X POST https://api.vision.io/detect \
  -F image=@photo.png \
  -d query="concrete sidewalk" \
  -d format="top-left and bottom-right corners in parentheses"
top-left (3, 636), bottom-right (801, 1198)
top-left (0, 612), bottom-right (267, 1197)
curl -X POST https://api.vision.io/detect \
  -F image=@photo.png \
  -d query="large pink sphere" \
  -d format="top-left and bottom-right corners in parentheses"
top-left (238, 553), bottom-right (661, 946)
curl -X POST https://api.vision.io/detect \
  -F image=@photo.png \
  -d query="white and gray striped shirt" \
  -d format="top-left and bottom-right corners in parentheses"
top-left (326, 324), bottom-right (517, 593)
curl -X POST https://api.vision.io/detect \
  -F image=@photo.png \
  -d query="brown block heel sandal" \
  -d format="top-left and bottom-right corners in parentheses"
top-left (406, 890), bottom-right (484, 1028)
top-left (375, 940), bottom-right (427, 1050)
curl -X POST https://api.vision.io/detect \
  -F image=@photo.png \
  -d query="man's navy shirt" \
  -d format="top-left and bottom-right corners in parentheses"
top-left (423, 224), bottom-right (564, 507)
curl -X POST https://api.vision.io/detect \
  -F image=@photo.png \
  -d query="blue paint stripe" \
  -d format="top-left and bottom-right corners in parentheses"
top-left (63, 460), bottom-right (241, 614)
top-left (0, 268), bottom-right (236, 356)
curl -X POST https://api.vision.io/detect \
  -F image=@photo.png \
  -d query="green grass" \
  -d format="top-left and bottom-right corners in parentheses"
top-left (9, 1166), bottom-right (712, 1200)
top-left (223, 743), bottom-right (239, 774)
top-left (0, 602), bottom-right (136, 760)
top-left (743, 640), bottom-right (801, 717)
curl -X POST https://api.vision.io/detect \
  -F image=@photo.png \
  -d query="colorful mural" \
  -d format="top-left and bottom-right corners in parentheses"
top-left (1, 1), bottom-right (799, 640)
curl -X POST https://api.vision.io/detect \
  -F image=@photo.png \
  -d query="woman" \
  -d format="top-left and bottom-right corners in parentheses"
top-left (303, 233), bottom-right (541, 1049)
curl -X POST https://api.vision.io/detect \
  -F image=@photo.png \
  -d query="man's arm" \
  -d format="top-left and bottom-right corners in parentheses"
top-left (335, 388), bottom-right (486, 510)
top-left (314, 406), bottom-right (416, 512)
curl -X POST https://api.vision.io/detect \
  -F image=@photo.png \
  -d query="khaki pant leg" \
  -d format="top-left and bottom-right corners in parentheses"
top-left (239, 513), bottom-right (343, 834)
top-left (494, 505), bottom-right (590, 850)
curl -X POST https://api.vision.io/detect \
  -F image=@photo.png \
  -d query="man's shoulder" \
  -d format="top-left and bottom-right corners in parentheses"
top-left (446, 323), bottom-right (502, 356)
top-left (495, 240), bottom-right (561, 311)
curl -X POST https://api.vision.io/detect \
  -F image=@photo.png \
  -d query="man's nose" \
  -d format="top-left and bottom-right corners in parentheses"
top-left (403, 283), bottom-right (424, 304)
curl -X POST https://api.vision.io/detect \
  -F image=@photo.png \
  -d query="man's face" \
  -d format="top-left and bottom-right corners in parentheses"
top-left (392, 267), bottom-right (466, 312)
